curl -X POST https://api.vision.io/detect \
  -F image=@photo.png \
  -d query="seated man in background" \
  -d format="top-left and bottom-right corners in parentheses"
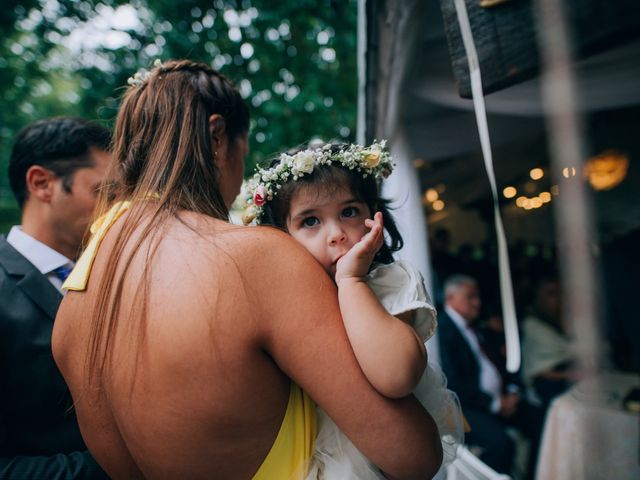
top-left (438, 274), bottom-right (544, 479)
top-left (0, 117), bottom-right (110, 479)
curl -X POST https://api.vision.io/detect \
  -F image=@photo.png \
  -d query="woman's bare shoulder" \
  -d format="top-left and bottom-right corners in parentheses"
top-left (230, 226), bottom-right (331, 287)
top-left (166, 217), bottom-right (325, 284)
top-left (175, 213), bottom-right (297, 247)
top-left (212, 223), bottom-right (320, 266)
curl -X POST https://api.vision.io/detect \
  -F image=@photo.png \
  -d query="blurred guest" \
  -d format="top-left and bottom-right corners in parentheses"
top-left (479, 305), bottom-right (509, 363)
top-left (522, 276), bottom-right (578, 408)
top-left (438, 275), bottom-right (544, 479)
top-left (430, 227), bottom-right (458, 308)
top-left (0, 117), bottom-right (110, 478)
top-left (456, 242), bottom-right (499, 313)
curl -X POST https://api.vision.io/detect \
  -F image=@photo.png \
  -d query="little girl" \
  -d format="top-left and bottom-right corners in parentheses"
top-left (241, 141), bottom-right (463, 479)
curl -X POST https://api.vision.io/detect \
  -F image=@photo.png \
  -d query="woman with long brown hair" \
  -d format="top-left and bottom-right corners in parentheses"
top-left (52, 60), bottom-right (441, 479)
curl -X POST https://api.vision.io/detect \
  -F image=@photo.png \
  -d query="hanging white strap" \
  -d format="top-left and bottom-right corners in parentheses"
top-left (453, 0), bottom-right (521, 372)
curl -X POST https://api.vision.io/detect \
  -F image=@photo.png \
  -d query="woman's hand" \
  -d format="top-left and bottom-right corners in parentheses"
top-left (335, 212), bottom-right (384, 284)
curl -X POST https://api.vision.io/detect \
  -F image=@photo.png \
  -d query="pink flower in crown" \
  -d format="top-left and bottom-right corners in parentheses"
top-left (253, 185), bottom-right (268, 207)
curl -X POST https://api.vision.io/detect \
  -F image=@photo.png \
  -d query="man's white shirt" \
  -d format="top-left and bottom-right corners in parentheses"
top-left (445, 304), bottom-right (503, 413)
top-left (7, 226), bottom-right (74, 294)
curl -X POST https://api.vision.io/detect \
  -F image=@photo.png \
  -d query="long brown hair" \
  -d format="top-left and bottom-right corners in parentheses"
top-left (86, 59), bottom-right (249, 386)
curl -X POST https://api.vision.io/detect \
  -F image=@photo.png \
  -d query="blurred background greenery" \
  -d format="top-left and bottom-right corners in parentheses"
top-left (0, 0), bottom-right (358, 233)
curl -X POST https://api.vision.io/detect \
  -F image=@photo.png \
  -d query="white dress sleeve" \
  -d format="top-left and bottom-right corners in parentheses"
top-left (365, 260), bottom-right (437, 342)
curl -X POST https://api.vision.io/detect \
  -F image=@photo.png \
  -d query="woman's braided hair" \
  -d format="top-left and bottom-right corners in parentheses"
top-left (108, 59), bottom-right (249, 215)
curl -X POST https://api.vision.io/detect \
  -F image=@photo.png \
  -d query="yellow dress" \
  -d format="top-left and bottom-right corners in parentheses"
top-left (63, 201), bottom-right (317, 479)
top-left (253, 384), bottom-right (317, 480)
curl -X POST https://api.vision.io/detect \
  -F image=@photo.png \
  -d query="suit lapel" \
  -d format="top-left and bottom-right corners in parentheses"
top-left (0, 236), bottom-right (62, 320)
top-left (17, 270), bottom-right (63, 319)
top-left (443, 311), bottom-right (481, 373)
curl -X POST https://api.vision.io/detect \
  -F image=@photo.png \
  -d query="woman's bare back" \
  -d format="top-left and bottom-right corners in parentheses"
top-left (53, 210), bottom-right (442, 479)
top-left (54, 214), bottom-right (295, 478)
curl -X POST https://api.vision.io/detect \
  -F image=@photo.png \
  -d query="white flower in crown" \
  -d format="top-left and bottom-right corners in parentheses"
top-left (293, 151), bottom-right (316, 174)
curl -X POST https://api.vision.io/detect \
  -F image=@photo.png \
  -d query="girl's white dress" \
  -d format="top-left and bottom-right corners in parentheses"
top-left (306, 260), bottom-right (464, 480)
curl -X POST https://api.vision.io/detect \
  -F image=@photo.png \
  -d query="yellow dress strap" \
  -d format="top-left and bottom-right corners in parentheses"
top-left (63, 201), bottom-right (131, 292)
top-left (252, 383), bottom-right (317, 480)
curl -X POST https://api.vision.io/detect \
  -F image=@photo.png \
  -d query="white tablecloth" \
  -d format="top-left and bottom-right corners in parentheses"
top-left (536, 371), bottom-right (640, 480)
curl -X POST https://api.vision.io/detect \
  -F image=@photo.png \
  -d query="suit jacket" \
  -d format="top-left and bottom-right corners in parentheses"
top-left (0, 235), bottom-right (106, 479)
top-left (437, 309), bottom-right (497, 413)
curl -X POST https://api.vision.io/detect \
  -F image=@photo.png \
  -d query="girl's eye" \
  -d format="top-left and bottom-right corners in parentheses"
top-left (342, 206), bottom-right (359, 218)
top-left (302, 217), bottom-right (319, 228)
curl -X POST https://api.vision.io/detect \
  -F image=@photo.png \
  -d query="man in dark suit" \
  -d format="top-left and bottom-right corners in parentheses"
top-left (438, 274), bottom-right (544, 478)
top-left (1, 117), bottom-right (110, 479)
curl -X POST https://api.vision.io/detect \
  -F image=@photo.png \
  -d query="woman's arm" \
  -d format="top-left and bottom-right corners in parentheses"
top-left (335, 212), bottom-right (426, 398)
top-left (246, 227), bottom-right (442, 480)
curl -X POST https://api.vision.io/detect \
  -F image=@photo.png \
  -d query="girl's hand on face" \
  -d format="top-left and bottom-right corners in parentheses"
top-left (335, 212), bottom-right (384, 284)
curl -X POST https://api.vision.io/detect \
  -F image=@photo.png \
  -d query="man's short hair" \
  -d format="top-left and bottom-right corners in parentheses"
top-left (8, 117), bottom-right (111, 208)
top-left (443, 274), bottom-right (477, 298)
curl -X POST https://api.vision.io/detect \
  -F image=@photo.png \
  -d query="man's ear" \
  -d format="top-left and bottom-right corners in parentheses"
top-left (25, 165), bottom-right (56, 203)
top-left (208, 114), bottom-right (226, 142)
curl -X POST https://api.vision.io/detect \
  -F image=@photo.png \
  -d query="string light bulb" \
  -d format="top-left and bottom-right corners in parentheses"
top-left (425, 188), bottom-right (439, 202)
top-left (503, 186), bottom-right (517, 198)
top-left (529, 168), bottom-right (544, 180)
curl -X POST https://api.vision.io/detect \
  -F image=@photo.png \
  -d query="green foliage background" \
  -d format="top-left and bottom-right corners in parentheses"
top-left (0, 0), bottom-right (358, 233)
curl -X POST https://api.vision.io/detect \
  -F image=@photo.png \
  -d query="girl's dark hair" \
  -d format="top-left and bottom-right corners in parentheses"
top-left (260, 144), bottom-right (403, 264)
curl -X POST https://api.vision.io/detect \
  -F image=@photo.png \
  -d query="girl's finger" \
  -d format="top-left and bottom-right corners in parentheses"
top-left (372, 226), bottom-right (383, 249)
top-left (358, 224), bottom-right (379, 250)
top-left (365, 225), bottom-right (383, 252)
top-left (365, 212), bottom-right (383, 231)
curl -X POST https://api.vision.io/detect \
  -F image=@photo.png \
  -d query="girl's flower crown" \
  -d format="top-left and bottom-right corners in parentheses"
top-left (241, 140), bottom-right (393, 225)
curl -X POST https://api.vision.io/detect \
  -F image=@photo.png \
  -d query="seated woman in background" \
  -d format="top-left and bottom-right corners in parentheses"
top-left (522, 276), bottom-right (578, 407)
